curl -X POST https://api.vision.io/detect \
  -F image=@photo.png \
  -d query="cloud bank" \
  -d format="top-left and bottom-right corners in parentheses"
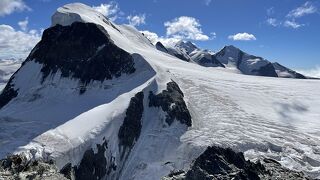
top-left (228, 32), bottom-right (256, 41)
top-left (0, 0), bottom-right (30, 17)
top-left (0, 24), bottom-right (41, 59)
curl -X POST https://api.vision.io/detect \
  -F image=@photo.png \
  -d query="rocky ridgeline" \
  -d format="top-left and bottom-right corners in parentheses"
top-left (164, 146), bottom-right (310, 180)
top-left (1, 145), bottom-right (310, 180)
top-left (0, 153), bottom-right (67, 180)
top-left (149, 81), bottom-right (192, 127)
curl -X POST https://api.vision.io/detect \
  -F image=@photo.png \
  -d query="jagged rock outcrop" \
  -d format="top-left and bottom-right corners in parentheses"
top-left (28, 22), bottom-right (135, 89)
top-left (0, 21), bottom-right (137, 108)
top-left (149, 81), bottom-right (192, 127)
top-left (118, 92), bottom-right (144, 155)
top-left (164, 146), bottom-right (310, 180)
top-left (0, 80), bottom-right (18, 109)
top-left (0, 153), bottom-right (68, 180)
top-left (252, 62), bottom-right (278, 77)
top-left (73, 139), bottom-right (116, 180)
top-left (156, 42), bottom-right (169, 53)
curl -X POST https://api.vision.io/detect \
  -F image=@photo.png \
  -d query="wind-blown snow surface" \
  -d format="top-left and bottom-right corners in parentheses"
top-left (1, 3), bottom-right (320, 179)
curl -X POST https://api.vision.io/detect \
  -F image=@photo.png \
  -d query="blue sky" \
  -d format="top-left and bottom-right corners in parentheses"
top-left (0, 0), bottom-right (319, 72)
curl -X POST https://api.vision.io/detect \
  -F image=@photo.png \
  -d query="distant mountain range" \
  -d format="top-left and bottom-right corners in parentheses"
top-left (0, 3), bottom-right (319, 180)
top-left (155, 40), bottom-right (307, 79)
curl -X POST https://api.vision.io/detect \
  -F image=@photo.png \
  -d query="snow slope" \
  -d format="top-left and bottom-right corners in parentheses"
top-left (273, 62), bottom-right (306, 79)
top-left (0, 3), bottom-right (320, 179)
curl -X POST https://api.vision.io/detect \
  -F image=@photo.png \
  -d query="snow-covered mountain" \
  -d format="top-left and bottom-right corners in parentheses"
top-left (189, 49), bottom-right (225, 67)
top-left (174, 40), bottom-right (199, 55)
top-left (213, 45), bottom-right (277, 77)
top-left (156, 41), bottom-right (307, 79)
top-left (0, 3), bottom-right (319, 180)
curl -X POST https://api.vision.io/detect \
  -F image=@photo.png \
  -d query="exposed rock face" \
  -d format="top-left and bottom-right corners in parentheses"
top-left (73, 139), bottom-right (117, 180)
top-left (191, 50), bottom-right (225, 68)
top-left (59, 163), bottom-right (73, 180)
top-left (253, 62), bottom-right (278, 77)
top-left (164, 146), bottom-right (310, 180)
top-left (272, 62), bottom-right (306, 79)
top-left (183, 146), bottom-right (265, 180)
top-left (27, 22), bottom-right (135, 90)
top-left (167, 48), bottom-right (191, 62)
top-left (198, 55), bottom-right (225, 68)
top-left (0, 154), bottom-right (68, 180)
top-left (118, 92), bottom-right (144, 154)
top-left (156, 42), bottom-right (169, 53)
top-left (0, 80), bottom-right (18, 109)
top-left (0, 140), bottom-right (117, 180)
top-left (149, 81), bottom-right (192, 127)
top-left (175, 41), bottom-right (199, 55)
top-left (0, 22), bottom-right (137, 108)
top-left (214, 46), bottom-right (279, 78)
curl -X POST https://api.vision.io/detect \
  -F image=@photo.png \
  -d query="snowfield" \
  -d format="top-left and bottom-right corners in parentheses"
top-left (0, 3), bottom-right (319, 179)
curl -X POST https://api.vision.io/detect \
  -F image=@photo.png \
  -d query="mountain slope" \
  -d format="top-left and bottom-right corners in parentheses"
top-left (213, 45), bottom-right (278, 77)
top-left (272, 62), bottom-right (306, 79)
top-left (0, 3), bottom-right (319, 180)
top-left (158, 41), bottom-right (306, 79)
top-left (190, 49), bottom-right (225, 68)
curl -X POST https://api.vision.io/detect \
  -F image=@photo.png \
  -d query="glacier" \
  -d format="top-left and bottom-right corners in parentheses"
top-left (0, 3), bottom-right (319, 179)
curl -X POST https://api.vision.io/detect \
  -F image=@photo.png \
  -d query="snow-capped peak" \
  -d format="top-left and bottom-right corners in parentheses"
top-left (219, 45), bottom-right (242, 55)
top-left (174, 40), bottom-right (199, 54)
top-left (51, 3), bottom-right (113, 27)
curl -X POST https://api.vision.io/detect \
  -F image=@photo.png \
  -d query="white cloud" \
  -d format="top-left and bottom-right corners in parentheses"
top-left (266, 18), bottom-right (279, 27)
top-left (140, 30), bottom-right (159, 43)
top-left (127, 14), bottom-right (146, 27)
top-left (287, 1), bottom-right (317, 18)
top-left (18, 17), bottom-right (28, 31)
top-left (140, 16), bottom-right (214, 47)
top-left (0, 0), bottom-right (30, 17)
top-left (140, 30), bottom-right (180, 47)
top-left (0, 24), bottom-right (41, 59)
top-left (204, 0), bottom-right (212, 6)
top-left (284, 20), bottom-right (303, 29)
top-left (265, 2), bottom-right (317, 29)
top-left (296, 66), bottom-right (320, 78)
top-left (228, 32), bottom-right (256, 41)
top-left (92, 2), bottom-right (120, 21)
top-left (164, 16), bottom-right (209, 41)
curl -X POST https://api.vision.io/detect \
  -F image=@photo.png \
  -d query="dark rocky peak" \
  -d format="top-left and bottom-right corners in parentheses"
top-left (224, 45), bottom-right (240, 50)
top-left (215, 45), bottom-right (242, 57)
top-left (175, 41), bottom-right (199, 55)
top-left (27, 22), bottom-right (135, 92)
top-left (149, 81), bottom-right (192, 127)
top-left (165, 146), bottom-right (310, 180)
top-left (118, 92), bottom-right (144, 157)
top-left (156, 41), bottom-right (169, 53)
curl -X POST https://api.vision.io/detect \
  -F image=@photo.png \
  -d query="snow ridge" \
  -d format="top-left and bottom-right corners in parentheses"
top-left (0, 3), bottom-right (319, 179)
